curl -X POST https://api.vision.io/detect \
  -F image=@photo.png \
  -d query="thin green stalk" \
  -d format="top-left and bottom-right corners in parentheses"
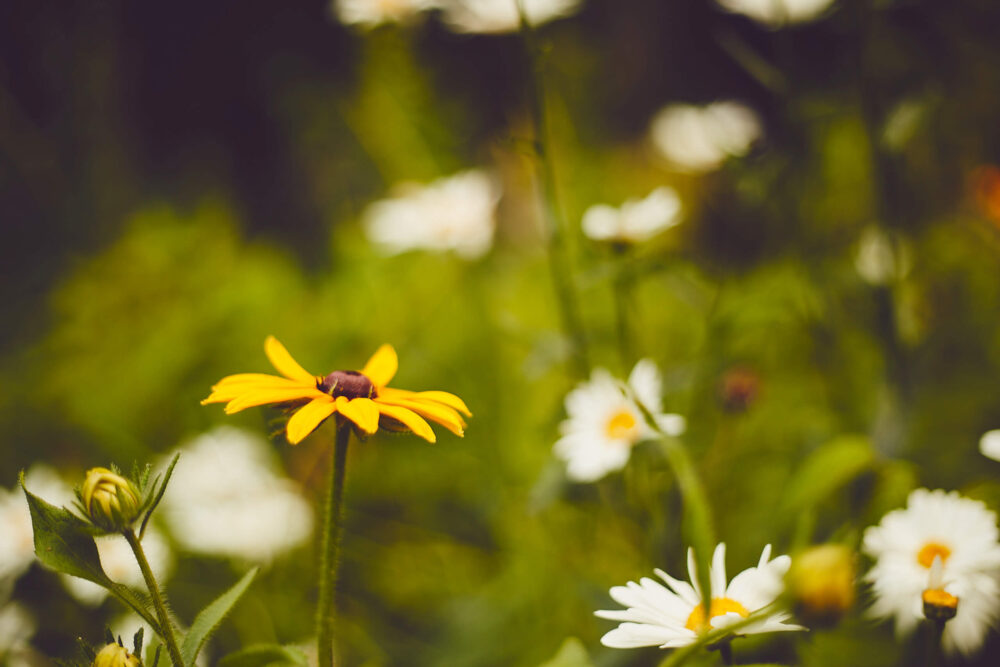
top-left (926, 619), bottom-right (945, 667)
top-left (124, 528), bottom-right (184, 667)
top-left (715, 639), bottom-right (733, 665)
top-left (612, 244), bottom-right (635, 370)
top-left (516, 0), bottom-right (589, 379)
top-left (316, 423), bottom-right (351, 667)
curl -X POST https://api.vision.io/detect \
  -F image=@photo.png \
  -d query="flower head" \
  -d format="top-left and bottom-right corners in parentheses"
top-left (649, 102), bottom-right (761, 173)
top-left (554, 359), bottom-right (685, 482)
top-left (715, 0), bottom-right (836, 26)
top-left (93, 642), bottom-right (141, 667)
top-left (439, 0), bottom-right (581, 33)
top-left (363, 170), bottom-right (499, 259)
top-left (80, 468), bottom-right (142, 533)
top-left (980, 430), bottom-right (1000, 461)
top-left (332, 0), bottom-right (439, 28)
top-left (863, 488), bottom-right (1000, 655)
top-left (596, 543), bottom-right (803, 650)
top-left (202, 337), bottom-right (471, 445)
top-left (786, 544), bottom-right (856, 626)
top-left (581, 187), bottom-right (682, 245)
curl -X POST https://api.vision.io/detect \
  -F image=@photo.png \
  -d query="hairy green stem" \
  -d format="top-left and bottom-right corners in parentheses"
top-left (516, 0), bottom-right (589, 379)
top-left (316, 423), bottom-right (351, 667)
top-left (124, 528), bottom-right (184, 667)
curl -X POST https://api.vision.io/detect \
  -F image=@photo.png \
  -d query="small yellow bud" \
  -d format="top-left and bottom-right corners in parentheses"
top-left (81, 468), bottom-right (142, 532)
top-left (787, 544), bottom-right (856, 627)
top-left (93, 643), bottom-right (141, 667)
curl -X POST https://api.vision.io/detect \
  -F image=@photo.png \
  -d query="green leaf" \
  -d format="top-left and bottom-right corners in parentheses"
top-left (140, 453), bottom-right (179, 539)
top-left (538, 637), bottom-right (593, 667)
top-left (217, 644), bottom-right (309, 667)
top-left (21, 474), bottom-right (112, 585)
top-left (780, 436), bottom-right (875, 521)
top-left (180, 567), bottom-right (258, 666)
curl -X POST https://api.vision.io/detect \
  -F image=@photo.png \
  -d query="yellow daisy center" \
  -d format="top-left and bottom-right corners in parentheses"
top-left (917, 542), bottom-right (951, 569)
top-left (684, 597), bottom-right (751, 632)
top-left (605, 409), bottom-right (639, 441)
top-left (922, 588), bottom-right (958, 610)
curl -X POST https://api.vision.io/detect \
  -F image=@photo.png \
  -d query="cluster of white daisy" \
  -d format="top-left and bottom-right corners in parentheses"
top-left (332, 0), bottom-right (581, 32)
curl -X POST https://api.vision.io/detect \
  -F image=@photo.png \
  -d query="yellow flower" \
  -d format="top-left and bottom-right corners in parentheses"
top-left (93, 642), bottom-right (141, 667)
top-left (81, 467), bottom-right (142, 532)
top-left (202, 337), bottom-right (471, 445)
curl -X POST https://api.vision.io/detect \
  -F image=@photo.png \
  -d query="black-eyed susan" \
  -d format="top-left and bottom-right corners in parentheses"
top-left (202, 337), bottom-right (471, 445)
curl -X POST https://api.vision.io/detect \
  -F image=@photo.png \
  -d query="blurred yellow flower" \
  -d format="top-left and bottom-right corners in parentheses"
top-left (202, 337), bottom-right (470, 445)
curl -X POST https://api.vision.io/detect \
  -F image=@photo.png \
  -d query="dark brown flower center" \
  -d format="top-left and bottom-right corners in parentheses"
top-left (318, 370), bottom-right (376, 399)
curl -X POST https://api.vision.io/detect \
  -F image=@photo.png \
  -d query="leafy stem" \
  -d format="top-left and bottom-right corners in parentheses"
top-left (124, 527), bottom-right (184, 667)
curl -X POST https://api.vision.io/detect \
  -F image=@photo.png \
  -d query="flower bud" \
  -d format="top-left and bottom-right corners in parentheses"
top-left (81, 468), bottom-right (142, 532)
top-left (93, 642), bottom-right (141, 667)
top-left (786, 544), bottom-right (856, 627)
top-left (922, 588), bottom-right (959, 622)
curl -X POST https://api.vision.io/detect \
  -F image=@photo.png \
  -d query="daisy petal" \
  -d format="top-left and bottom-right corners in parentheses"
top-left (377, 404), bottom-right (436, 443)
top-left (361, 344), bottom-right (398, 388)
top-left (224, 387), bottom-right (325, 414)
top-left (286, 398), bottom-right (338, 445)
top-left (381, 388), bottom-right (472, 417)
top-left (265, 336), bottom-right (316, 383)
top-left (337, 397), bottom-right (380, 434)
top-left (376, 396), bottom-right (465, 436)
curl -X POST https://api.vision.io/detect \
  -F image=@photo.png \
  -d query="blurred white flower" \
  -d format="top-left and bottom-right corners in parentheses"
top-left (716, 0), bottom-right (836, 26)
top-left (979, 430), bottom-right (1000, 462)
top-left (863, 488), bottom-right (1000, 655)
top-left (363, 169), bottom-right (499, 259)
top-left (582, 187), bottom-right (682, 244)
top-left (854, 226), bottom-right (912, 285)
top-left (649, 102), bottom-right (761, 173)
top-left (0, 602), bottom-right (35, 666)
top-left (332, 0), bottom-right (439, 27)
top-left (554, 359), bottom-right (685, 482)
top-left (61, 528), bottom-right (173, 606)
top-left (596, 543), bottom-right (803, 649)
top-left (439, 0), bottom-right (581, 33)
top-left (0, 465), bottom-right (74, 582)
top-left (160, 427), bottom-right (313, 562)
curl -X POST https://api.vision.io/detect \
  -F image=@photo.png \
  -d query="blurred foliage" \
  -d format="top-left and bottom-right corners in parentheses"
top-left (3, 0), bottom-right (1000, 666)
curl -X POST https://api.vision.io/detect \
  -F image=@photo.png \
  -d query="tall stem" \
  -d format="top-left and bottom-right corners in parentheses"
top-left (123, 528), bottom-right (184, 667)
top-left (316, 423), bottom-right (351, 667)
top-left (516, 0), bottom-right (589, 378)
top-left (612, 244), bottom-right (635, 370)
top-left (926, 619), bottom-right (945, 667)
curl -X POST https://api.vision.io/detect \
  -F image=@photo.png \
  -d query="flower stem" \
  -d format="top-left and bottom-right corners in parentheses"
top-left (716, 639), bottom-right (733, 665)
top-left (612, 243), bottom-right (635, 370)
top-left (926, 619), bottom-right (945, 667)
top-left (516, 0), bottom-right (589, 379)
top-left (316, 422), bottom-right (351, 667)
top-left (123, 528), bottom-right (184, 667)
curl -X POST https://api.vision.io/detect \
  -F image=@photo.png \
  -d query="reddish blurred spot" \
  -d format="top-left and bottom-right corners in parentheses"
top-left (971, 165), bottom-right (1000, 227)
top-left (718, 367), bottom-right (761, 413)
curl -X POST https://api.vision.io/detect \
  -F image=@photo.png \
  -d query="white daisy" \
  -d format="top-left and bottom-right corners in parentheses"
top-left (439, 0), bottom-right (581, 34)
top-left (61, 527), bottom-right (174, 606)
top-left (980, 430), bottom-right (1000, 462)
top-left (854, 226), bottom-right (912, 286)
top-left (863, 488), bottom-right (1000, 655)
top-left (581, 187), bottom-right (682, 244)
top-left (596, 543), bottom-right (803, 649)
top-left (332, 0), bottom-right (439, 28)
top-left (160, 427), bottom-right (313, 562)
top-left (554, 359), bottom-right (685, 483)
top-left (649, 102), bottom-right (761, 173)
top-left (715, 0), bottom-right (836, 27)
top-left (363, 170), bottom-right (499, 259)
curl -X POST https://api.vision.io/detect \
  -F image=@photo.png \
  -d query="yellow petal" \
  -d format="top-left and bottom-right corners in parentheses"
top-left (361, 344), bottom-right (398, 388)
top-left (380, 388), bottom-right (471, 417)
top-left (203, 375), bottom-right (314, 403)
top-left (224, 387), bottom-right (326, 414)
top-left (265, 336), bottom-right (316, 383)
top-left (286, 398), bottom-right (339, 445)
top-left (336, 397), bottom-right (380, 434)
top-left (212, 373), bottom-right (309, 388)
top-left (375, 397), bottom-right (464, 437)
top-left (376, 404), bottom-right (436, 443)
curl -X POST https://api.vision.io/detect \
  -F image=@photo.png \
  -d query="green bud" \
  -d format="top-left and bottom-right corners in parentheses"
top-left (787, 544), bottom-right (856, 627)
top-left (93, 643), bottom-right (141, 667)
top-left (81, 467), bottom-right (142, 532)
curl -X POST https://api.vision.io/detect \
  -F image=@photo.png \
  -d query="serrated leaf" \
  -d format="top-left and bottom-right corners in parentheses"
top-left (538, 637), bottom-right (593, 667)
top-left (21, 475), bottom-right (113, 585)
top-left (180, 567), bottom-right (258, 666)
top-left (217, 644), bottom-right (309, 667)
top-left (140, 453), bottom-right (179, 539)
top-left (780, 436), bottom-right (875, 520)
